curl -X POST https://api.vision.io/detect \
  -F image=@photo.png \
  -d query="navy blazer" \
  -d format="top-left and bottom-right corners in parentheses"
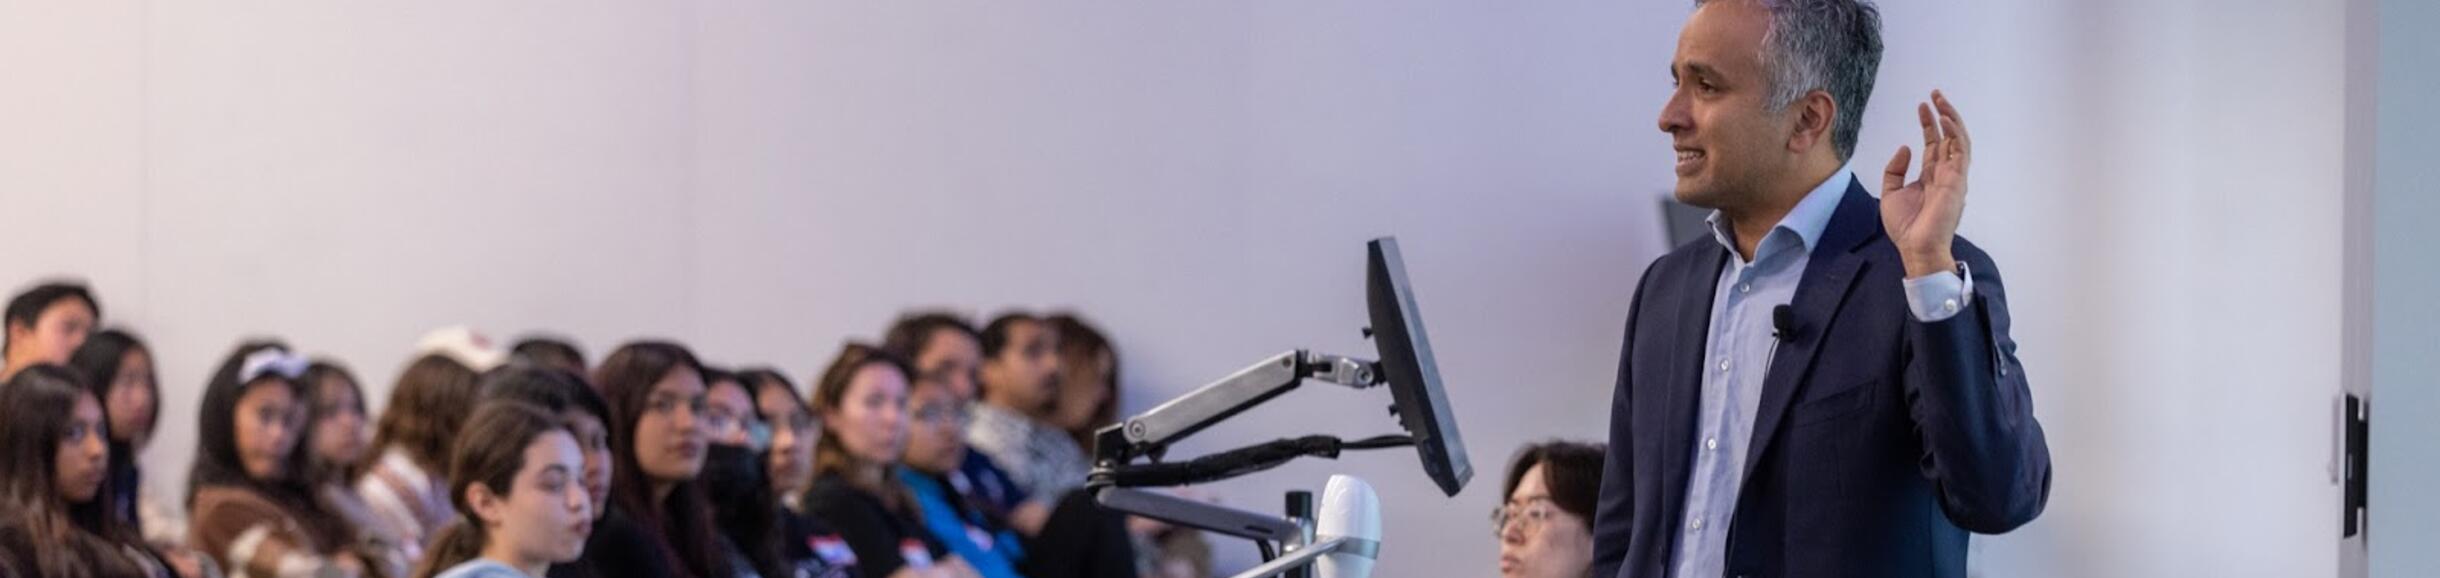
top-left (1592, 180), bottom-right (2052, 578)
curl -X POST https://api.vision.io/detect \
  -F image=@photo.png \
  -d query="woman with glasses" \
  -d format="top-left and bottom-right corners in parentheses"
top-left (588, 342), bottom-right (737, 578)
top-left (900, 372), bottom-right (1027, 578)
top-left (1493, 441), bottom-right (1603, 578)
top-left (699, 368), bottom-right (754, 448)
top-left (699, 364), bottom-right (797, 578)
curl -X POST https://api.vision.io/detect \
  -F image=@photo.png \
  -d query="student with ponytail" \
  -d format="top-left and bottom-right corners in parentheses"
top-left (411, 403), bottom-right (592, 578)
top-left (476, 364), bottom-right (619, 578)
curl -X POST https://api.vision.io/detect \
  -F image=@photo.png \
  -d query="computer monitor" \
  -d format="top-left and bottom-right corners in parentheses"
top-left (1366, 237), bottom-right (1472, 497)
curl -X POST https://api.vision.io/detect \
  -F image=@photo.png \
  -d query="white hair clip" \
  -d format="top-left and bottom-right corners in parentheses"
top-left (238, 348), bottom-right (311, 383)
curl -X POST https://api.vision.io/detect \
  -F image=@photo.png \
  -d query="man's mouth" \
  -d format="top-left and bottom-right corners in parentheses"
top-left (1675, 147), bottom-right (1707, 175)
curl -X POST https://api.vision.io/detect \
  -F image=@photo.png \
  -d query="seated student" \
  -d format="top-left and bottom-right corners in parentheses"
top-left (697, 367), bottom-right (783, 578)
top-left (880, 313), bottom-right (1039, 534)
top-left (590, 342), bottom-right (740, 578)
top-left (899, 374), bottom-right (1028, 578)
top-left (412, 403), bottom-right (593, 578)
top-left (66, 331), bottom-right (167, 532)
top-left (965, 313), bottom-right (1143, 578)
top-left (305, 361), bottom-right (411, 578)
top-left (2, 281), bottom-right (99, 380)
top-left (187, 342), bottom-right (375, 578)
top-left (0, 364), bottom-right (175, 578)
top-left (700, 420), bottom-right (863, 578)
top-left (1491, 441), bottom-right (1602, 578)
top-left (69, 330), bottom-right (162, 528)
top-left (738, 369), bottom-right (814, 512)
top-left (699, 368), bottom-right (753, 448)
top-left (737, 368), bottom-right (860, 577)
top-left (476, 364), bottom-right (618, 578)
top-left (73, 330), bottom-right (217, 578)
top-left (963, 313), bottom-right (1086, 502)
top-left (803, 344), bottom-right (976, 578)
top-left (360, 327), bottom-right (508, 564)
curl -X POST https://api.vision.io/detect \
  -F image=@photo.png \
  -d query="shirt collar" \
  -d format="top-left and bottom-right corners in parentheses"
top-left (1704, 170), bottom-right (1853, 262)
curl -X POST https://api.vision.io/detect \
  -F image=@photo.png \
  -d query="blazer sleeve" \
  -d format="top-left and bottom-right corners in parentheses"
top-left (1902, 241), bottom-right (2054, 534)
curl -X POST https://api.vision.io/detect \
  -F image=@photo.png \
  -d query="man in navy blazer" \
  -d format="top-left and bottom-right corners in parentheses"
top-left (1592, 1), bottom-right (2052, 577)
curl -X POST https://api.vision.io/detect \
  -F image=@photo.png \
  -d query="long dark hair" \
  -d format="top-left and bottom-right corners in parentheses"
top-left (368, 354), bottom-right (483, 478)
top-left (1048, 313), bottom-right (1120, 449)
top-left (0, 365), bottom-right (147, 578)
top-left (301, 360), bottom-right (369, 485)
top-left (67, 329), bottom-right (157, 445)
top-left (409, 403), bottom-right (572, 578)
top-left (738, 367), bottom-right (811, 494)
top-left (594, 341), bottom-right (728, 578)
top-left (66, 329), bottom-right (157, 531)
top-left (809, 343), bottom-right (917, 513)
top-left (186, 341), bottom-right (357, 544)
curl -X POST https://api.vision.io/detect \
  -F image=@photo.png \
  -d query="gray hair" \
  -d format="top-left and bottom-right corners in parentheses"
top-left (1699, 0), bottom-right (1884, 161)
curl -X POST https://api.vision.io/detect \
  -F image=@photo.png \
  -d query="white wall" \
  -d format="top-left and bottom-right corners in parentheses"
top-left (0, 1), bottom-right (2375, 576)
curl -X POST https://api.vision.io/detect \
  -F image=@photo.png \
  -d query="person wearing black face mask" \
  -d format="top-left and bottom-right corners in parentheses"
top-left (702, 379), bottom-right (861, 578)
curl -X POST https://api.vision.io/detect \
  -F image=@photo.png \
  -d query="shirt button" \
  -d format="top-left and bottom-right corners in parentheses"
top-left (1690, 519), bottom-right (1704, 531)
top-left (1718, 358), bottom-right (1731, 371)
top-left (1942, 299), bottom-right (1960, 313)
top-left (1738, 283), bottom-right (1752, 293)
top-left (1705, 437), bottom-right (1718, 451)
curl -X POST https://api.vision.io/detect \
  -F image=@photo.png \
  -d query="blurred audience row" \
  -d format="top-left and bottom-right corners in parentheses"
top-left (0, 280), bottom-right (1211, 578)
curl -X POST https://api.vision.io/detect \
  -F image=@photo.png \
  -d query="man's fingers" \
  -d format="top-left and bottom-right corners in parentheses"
top-left (1883, 145), bottom-right (1913, 192)
top-left (1939, 115), bottom-right (1968, 171)
top-left (1917, 102), bottom-right (1940, 149)
top-left (1932, 90), bottom-right (1969, 152)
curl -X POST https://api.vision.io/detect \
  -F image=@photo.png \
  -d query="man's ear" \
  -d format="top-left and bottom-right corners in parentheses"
top-left (1788, 89), bottom-right (1839, 155)
top-left (467, 482), bottom-right (508, 527)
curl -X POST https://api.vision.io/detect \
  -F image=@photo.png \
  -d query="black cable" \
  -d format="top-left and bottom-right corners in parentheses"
top-left (1343, 434), bottom-right (1415, 450)
top-left (1097, 433), bottom-right (1422, 488)
top-left (1258, 540), bottom-right (1278, 562)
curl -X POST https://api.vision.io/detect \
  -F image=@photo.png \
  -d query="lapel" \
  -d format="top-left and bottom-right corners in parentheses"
top-left (1740, 180), bottom-right (1884, 478)
top-left (1659, 241), bottom-right (1728, 518)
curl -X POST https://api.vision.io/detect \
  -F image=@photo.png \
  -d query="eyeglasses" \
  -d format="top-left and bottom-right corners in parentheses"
top-left (772, 412), bottom-right (817, 433)
top-left (1490, 498), bottom-right (1561, 538)
top-left (646, 392), bottom-right (706, 415)
top-left (911, 402), bottom-right (970, 427)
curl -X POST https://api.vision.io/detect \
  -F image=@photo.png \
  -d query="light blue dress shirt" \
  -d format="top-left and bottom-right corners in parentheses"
top-left (1668, 171), bottom-right (1971, 578)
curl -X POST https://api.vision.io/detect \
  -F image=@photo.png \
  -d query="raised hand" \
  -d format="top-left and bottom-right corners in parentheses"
top-left (1880, 90), bottom-right (1971, 278)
